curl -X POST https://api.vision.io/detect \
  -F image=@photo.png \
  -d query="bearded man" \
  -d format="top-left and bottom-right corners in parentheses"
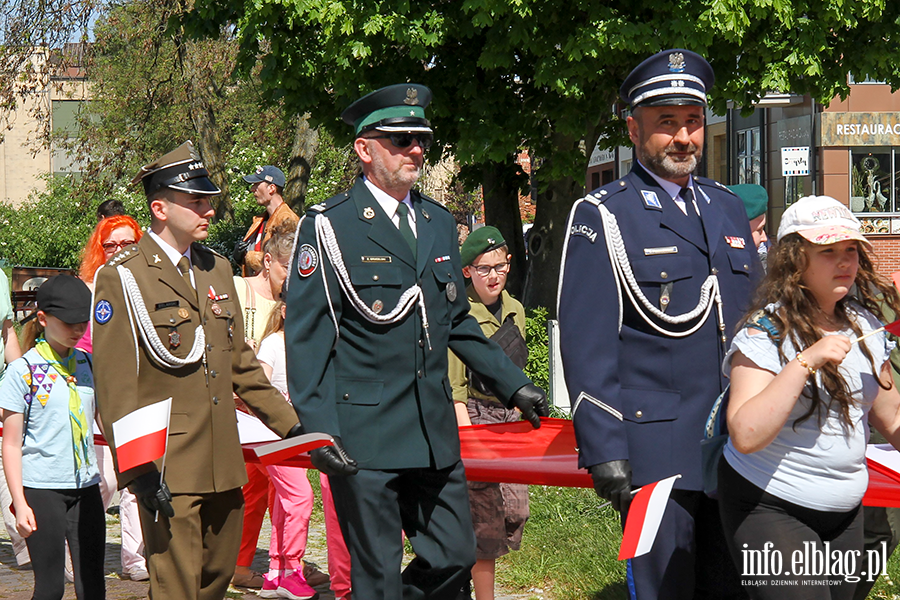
top-left (557, 49), bottom-right (759, 600)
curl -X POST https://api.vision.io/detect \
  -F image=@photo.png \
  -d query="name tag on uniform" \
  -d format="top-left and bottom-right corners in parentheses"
top-left (643, 246), bottom-right (678, 256)
top-left (725, 236), bottom-right (746, 249)
top-left (362, 256), bottom-right (392, 263)
top-left (155, 301), bottom-right (179, 310)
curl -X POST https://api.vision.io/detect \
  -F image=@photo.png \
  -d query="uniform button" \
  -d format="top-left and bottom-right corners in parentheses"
top-left (743, 264), bottom-right (749, 269)
top-left (213, 396), bottom-right (219, 405)
top-left (372, 275), bottom-right (379, 281)
top-left (207, 344), bottom-right (213, 352)
top-left (419, 339), bottom-right (424, 348)
top-left (343, 393), bottom-right (350, 400)
top-left (711, 267), bottom-right (719, 275)
top-left (203, 319), bottom-right (208, 325)
top-left (619, 181), bottom-right (626, 187)
top-left (660, 272), bottom-right (668, 279)
top-left (210, 370), bottom-right (217, 378)
top-left (635, 410), bottom-right (643, 418)
top-left (169, 318), bottom-right (176, 324)
top-left (417, 370), bottom-right (423, 379)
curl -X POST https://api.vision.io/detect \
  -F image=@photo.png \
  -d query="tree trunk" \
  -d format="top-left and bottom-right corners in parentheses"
top-left (522, 174), bottom-right (582, 316)
top-left (284, 112), bottom-right (319, 214)
top-left (481, 159), bottom-right (526, 298)
top-left (174, 33), bottom-right (232, 222)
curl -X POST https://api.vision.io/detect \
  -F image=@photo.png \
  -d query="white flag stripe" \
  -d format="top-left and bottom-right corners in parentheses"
top-left (112, 398), bottom-right (172, 447)
top-left (634, 474), bottom-right (680, 557)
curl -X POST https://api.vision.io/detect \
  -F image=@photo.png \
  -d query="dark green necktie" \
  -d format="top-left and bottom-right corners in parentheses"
top-left (396, 201), bottom-right (417, 259)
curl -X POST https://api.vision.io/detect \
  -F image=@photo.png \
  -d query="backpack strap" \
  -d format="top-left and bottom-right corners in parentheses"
top-left (746, 309), bottom-right (782, 345)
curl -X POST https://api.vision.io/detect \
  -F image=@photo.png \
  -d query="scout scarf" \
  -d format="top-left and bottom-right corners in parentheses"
top-left (34, 337), bottom-right (91, 470)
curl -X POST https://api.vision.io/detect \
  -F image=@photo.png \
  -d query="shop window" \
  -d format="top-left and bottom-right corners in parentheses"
top-left (850, 148), bottom-right (900, 234)
top-left (737, 127), bottom-right (761, 185)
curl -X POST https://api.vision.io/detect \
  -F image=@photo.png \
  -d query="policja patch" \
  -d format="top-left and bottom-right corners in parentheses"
top-left (298, 244), bottom-right (319, 277)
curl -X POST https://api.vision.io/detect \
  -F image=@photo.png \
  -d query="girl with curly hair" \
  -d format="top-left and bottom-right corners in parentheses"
top-left (719, 195), bottom-right (900, 598)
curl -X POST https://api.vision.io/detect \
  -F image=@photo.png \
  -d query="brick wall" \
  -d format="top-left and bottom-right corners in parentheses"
top-left (870, 238), bottom-right (900, 277)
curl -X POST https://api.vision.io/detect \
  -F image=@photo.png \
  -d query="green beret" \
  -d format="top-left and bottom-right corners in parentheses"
top-left (341, 84), bottom-right (433, 136)
top-left (727, 184), bottom-right (769, 220)
top-left (460, 226), bottom-right (507, 267)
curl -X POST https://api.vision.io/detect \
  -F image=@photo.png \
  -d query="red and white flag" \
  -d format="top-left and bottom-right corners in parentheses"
top-left (253, 432), bottom-right (335, 466)
top-left (112, 398), bottom-right (171, 473)
top-left (618, 474), bottom-right (681, 561)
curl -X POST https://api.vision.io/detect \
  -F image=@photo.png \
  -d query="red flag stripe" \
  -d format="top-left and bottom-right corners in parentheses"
top-left (618, 480), bottom-right (657, 560)
top-left (115, 428), bottom-right (168, 473)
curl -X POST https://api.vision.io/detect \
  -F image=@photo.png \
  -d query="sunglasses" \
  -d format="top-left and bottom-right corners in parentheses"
top-left (365, 133), bottom-right (433, 150)
top-left (102, 240), bottom-right (136, 253)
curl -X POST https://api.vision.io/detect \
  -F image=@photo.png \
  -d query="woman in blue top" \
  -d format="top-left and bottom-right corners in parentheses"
top-left (719, 196), bottom-right (900, 599)
top-left (0, 275), bottom-right (104, 600)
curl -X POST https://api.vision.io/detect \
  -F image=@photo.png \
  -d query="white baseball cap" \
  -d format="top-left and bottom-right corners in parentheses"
top-left (776, 195), bottom-right (871, 246)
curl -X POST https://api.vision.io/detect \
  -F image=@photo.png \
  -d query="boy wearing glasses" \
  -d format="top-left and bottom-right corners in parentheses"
top-left (449, 226), bottom-right (529, 600)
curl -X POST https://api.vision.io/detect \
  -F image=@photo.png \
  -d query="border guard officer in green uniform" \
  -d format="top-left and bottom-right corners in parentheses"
top-left (284, 84), bottom-right (549, 600)
top-left (92, 141), bottom-right (302, 600)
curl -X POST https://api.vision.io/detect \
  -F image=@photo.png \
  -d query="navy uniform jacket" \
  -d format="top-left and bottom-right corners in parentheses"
top-left (558, 163), bottom-right (758, 491)
top-left (285, 178), bottom-right (530, 471)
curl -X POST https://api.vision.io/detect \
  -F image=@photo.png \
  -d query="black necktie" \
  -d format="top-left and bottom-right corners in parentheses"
top-left (396, 202), bottom-right (417, 259)
top-left (681, 187), bottom-right (700, 223)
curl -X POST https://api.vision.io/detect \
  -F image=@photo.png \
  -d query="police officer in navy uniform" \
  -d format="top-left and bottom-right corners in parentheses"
top-left (284, 84), bottom-right (548, 600)
top-left (558, 50), bottom-right (757, 599)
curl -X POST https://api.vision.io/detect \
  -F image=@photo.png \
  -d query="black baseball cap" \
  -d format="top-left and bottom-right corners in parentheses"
top-left (36, 275), bottom-right (92, 324)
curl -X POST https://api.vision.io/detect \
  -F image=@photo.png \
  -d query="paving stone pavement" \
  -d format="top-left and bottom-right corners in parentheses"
top-left (0, 500), bottom-right (538, 599)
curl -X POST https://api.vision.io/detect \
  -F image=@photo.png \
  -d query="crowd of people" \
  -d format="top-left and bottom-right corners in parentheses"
top-left (1, 45), bottom-right (900, 600)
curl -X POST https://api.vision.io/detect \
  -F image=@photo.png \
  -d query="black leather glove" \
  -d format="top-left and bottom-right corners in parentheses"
top-left (310, 436), bottom-right (359, 477)
top-left (286, 422), bottom-right (305, 438)
top-left (510, 383), bottom-right (549, 429)
top-left (130, 471), bottom-right (175, 518)
top-left (589, 459), bottom-right (633, 512)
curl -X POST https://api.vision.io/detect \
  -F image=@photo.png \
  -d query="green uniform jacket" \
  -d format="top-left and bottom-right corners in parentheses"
top-left (448, 287), bottom-right (526, 405)
top-left (92, 235), bottom-right (299, 494)
top-left (285, 178), bottom-right (530, 471)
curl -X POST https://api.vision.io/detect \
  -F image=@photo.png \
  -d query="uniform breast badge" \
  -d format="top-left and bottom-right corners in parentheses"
top-left (211, 303), bottom-right (222, 316)
top-left (446, 281), bottom-right (457, 302)
top-left (363, 206), bottom-right (376, 219)
top-left (178, 308), bottom-right (190, 320)
top-left (372, 299), bottom-right (384, 314)
top-left (169, 329), bottom-right (181, 348)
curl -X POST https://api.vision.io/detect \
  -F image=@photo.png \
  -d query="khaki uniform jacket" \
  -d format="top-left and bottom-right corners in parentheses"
top-left (447, 287), bottom-right (526, 405)
top-left (92, 235), bottom-right (299, 494)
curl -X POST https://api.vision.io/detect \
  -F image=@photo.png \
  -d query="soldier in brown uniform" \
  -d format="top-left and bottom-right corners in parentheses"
top-left (91, 141), bottom-right (301, 600)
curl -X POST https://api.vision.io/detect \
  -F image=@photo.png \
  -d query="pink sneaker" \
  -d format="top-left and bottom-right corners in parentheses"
top-left (259, 573), bottom-right (281, 599)
top-left (276, 571), bottom-right (319, 600)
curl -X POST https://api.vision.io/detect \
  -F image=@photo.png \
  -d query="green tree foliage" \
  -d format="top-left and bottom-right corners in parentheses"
top-left (187, 0), bottom-right (900, 311)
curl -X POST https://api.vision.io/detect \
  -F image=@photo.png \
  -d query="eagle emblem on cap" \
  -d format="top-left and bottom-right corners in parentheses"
top-left (187, 141), bottom-right (201, 161)
top-left (668, 52), bottom-right (686, 73)
top-left (404, 88), bottom-right (419, 105)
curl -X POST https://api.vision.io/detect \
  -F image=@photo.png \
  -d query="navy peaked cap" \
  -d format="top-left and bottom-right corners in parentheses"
top-left (620, 49), bottom-right (714, 108)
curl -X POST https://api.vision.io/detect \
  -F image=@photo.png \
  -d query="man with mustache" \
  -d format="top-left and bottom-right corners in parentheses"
top-left (285, 83), bottom-right (548, 599)
top-left (558, 49), bottom-right (758, 599)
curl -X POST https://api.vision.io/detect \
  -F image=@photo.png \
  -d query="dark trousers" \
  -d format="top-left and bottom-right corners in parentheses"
top-left (137, 488), bottom-right (244, 600)
top-left (329, 460), bottom-right (476, 600)
top-left (623, 484), bottom-right (746, 600)
top-left (718, 458), bottom-right (862, 600)
top-left (853, 506), bottom-right (900, 600)
top-left (23, 484), bottom-right (106, 600)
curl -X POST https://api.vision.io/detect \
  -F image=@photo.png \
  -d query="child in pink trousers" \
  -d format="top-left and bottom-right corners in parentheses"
top-left (257, 299), bottom-right (352, 600)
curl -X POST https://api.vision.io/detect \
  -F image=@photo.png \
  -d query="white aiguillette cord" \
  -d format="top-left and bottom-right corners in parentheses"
top-left (117, 265), bottom-right (206, 369)
top-left (315, 214), bottom-right (432, 350)
top-left (596, 201), bottom-right (725, 341)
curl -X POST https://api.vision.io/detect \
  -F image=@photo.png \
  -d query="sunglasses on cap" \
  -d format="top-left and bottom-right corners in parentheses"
top-left (365, 133), bottom-right (433, 150)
